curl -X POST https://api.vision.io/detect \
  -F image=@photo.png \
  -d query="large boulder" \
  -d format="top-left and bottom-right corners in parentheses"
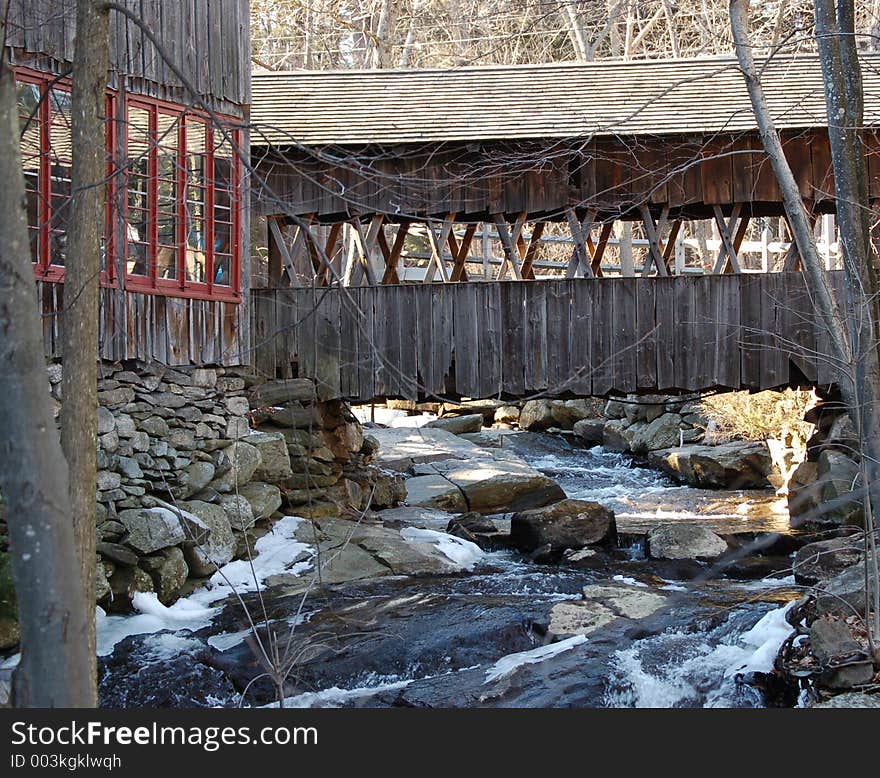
top-left (118, 507), bottom-right (186, 554)
top-left (182, 500), bottom-right (235, 577)
top-left (646, 523), bottom-right (728, 560)
top-left (427, 414), bottom-right (484, 435)
top-left (550, 400), bottom-right (591, 430)
top-left (647, 441), bottom-right (774, 489)
top-left (816, 450), bottom-right (863, 526)
top-left (602, 418), bottom-right (638, 453)
top-left (519, 400), bottom-right (554, 431)
top-left (107, 566), bottom-right (154, 613)
top-left (219, 493), bottom-right (257, 531)
top-left (140, 547), bottom-right (189, 603)
top-left (444, 452), bottom-right (565, 514)
top-left (809, 615), bottom-right (874, 690)
top-left (793, 536), bottom-right (863, 585)
top-left (573, 418), bottom-right (604, 446)
top-left (176, 461), bottom-right (216, 499)
top-left (510, 499), bottom-right (616, 553)
top-left (494, 405), bottom-right (520, 425)
top-left (244, 432), bottom-right (293, 482)
top-left (211, 441), bottom-right (262, 492)
top-left (817, 561), bottom-right (872, 618)
top-left (630, 413), bottom-right (682, 454)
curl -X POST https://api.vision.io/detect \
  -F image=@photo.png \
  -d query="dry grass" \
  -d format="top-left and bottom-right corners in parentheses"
top-left (698, 388), bottom-right (817, 444)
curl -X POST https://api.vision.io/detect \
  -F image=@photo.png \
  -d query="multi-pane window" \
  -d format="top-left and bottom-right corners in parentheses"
top-left (14, 66), bottom-right (241, 301)
top-left (124, 98), bottom-right (241, 299)
top-left (16, 74), bottom-right (75, 280)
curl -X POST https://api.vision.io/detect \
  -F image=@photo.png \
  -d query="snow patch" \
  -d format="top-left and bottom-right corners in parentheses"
top-left (96, 516), bottom-right (314, 656)
top-left (484, 635), bottom-right (588, 684)
top-left (612, 575), bottom-right (648, 588)
top-left (400, 527), bottom-right (485, 570)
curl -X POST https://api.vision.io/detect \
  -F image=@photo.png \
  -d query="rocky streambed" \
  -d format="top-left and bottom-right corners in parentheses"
top-left (87, 428), bottom-right (828, 709)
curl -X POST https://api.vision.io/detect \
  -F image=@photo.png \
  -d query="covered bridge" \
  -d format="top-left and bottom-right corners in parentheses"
top-left (247, 55), bottom-right (877, 401)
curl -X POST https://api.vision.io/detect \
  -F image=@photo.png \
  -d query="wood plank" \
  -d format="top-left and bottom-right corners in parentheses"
top-left (739, 273), bottom-right (763, 390)
top-left (569, 280), bottom-right (593, 395)
top-left (712, 274), bottom-right (741, 388)
top-left (500, 282), bottom-right (526, 396)
top-left (398, 285), bottom-right (419, 400)
top-left (477, 282), bottom-right (503, 399)
top-left (545, 281), bottom-right (571, 395)
top-left (431, 285), bottom-right (454, 396)
top-left (634, 278), bottom-right (657, 390)
top-left (356, 287), bottom-right (376, 400)
top-left (590, 279), bottom-right (614, 396)
top-left (673, 276), bottom-right (697, 391)
top-left (453, 283), bottom-right (480, 396)
top-left (611, 278), bottom-right (637, 393)
top-left (338, 288), bottom-right (360, 397)
top-left (654, 277), bottom-right (676, 391)
top-left (523, 283), bottom-right (548, 393)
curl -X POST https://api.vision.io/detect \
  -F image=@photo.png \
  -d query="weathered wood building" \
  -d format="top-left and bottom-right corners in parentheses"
top-left (8, 0), bottom-right (251, 366)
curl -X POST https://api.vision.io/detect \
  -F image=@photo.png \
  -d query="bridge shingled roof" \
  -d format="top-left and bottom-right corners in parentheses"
top-left (251, 53), bottom-right (880, 146)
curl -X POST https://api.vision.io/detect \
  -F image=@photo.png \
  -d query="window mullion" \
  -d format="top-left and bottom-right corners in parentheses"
top-left (177, 115), bottom-right (186, 291)
top-left (206, 123), bottom-right (215, 297)
top-left (149, 107), bottom-right (158, 288)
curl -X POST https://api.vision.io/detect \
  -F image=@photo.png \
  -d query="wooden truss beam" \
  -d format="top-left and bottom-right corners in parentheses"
top-left (782, 206), bottom-right (818, 271)
top-left (712, 203), bottom-right (744, 274)
top-left (425, 213), bottom-right (456, 282)
top-left (519, 221), bottom-right (546, 279)
top-left (564, 208), bottom-right (597, 279)
top-left (344, 215), bottom-right (383, 286)
top-left (450, 223), bottom-right (477, 282)
top-left (493, 212), bottom-right (527, 280)
top-left (381, 221), bottom-right (411, 284)
top-left (640, 204), bottom-right (670, 277)
top-left (268, 217), bottom-right (300, 288)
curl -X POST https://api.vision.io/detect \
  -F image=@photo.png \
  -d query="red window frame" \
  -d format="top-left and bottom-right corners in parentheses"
top-left (15, 66), bottom-right (116, 286)
top-left (14, 66), bottom-right (241, 303)
top-left (123, 95), bottom-right (241, 302)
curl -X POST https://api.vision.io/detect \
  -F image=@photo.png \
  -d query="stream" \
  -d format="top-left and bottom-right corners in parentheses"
top-left (95, 432), bottom-right (805, 709)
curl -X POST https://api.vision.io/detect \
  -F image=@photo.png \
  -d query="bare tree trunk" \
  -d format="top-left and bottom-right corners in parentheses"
top-left (564, 2), bottom-right (591, 61)
top-left (370, 0), bottom-right (395, 68)
top-left (814, 0), bottom-right (880, 649)
top-left (0, 48), bottom-right (93, 707)
top-left (59, 0), bottom-right (110, 703)
top-left (732, 0), bottom-right (880, 658)
top-left (730, 0), bottom-right (852, 377)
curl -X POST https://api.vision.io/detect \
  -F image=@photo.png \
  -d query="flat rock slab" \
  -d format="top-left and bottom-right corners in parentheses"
top-left (275, 517), bottom-right (466, 590)
top-left (404, 474), bottom-right (468, 513)
top-left (549, 583), bottom-right (668, 638)
top-left (371, 428), bottom-right (564, 514)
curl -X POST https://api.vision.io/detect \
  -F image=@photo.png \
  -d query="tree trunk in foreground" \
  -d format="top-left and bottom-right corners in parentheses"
top-left (59, 0), bottom-right (110, 703)
top-left (0, 49), bottom-right (93, 707)
top-left (731, 0), bottom-right (880, 657)
top-left (813, 0), bottom-right (880, 651)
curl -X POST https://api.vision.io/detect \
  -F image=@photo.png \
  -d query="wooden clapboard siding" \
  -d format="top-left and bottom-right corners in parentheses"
top-left (37, 282), bottom-right (244, 366)
top-left (7, 0), bottom-right (250, 116)
top-left (253, 273), bottom-right (845, 400)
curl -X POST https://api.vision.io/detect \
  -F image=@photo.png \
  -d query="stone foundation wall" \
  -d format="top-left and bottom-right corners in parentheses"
top-left (1, 363), bottom-right (406, 642)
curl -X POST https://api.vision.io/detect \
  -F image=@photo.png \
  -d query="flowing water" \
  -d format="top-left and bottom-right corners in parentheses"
top-left (93, 432), bottom-right (805, 709)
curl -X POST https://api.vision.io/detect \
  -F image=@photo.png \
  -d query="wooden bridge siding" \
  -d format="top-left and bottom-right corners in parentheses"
top-left (255, 132), bottom-right (880, 221)
top-left (251, 272), bottom-right (832, 400)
